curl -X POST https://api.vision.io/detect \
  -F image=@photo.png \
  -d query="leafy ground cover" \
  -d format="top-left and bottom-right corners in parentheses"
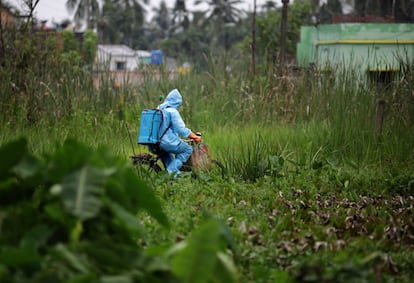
top-left (139, 144), bottom-right (414, 282)
top-left (0, 139), bottom-right (237, 283)
top-left (1, 115), bottom-right (413, 282)
top-left (147, 168), bottom-right (413, 282)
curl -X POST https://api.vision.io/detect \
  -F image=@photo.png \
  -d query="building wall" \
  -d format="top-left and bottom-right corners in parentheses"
top-left (97, 53), bottom-right (138, 71)
top-left (297, 23), bottom-right (414, 72)
top-left (0, 7), bottom-right (16, 26)
top-left (97, 45), bottom-right (139, 71)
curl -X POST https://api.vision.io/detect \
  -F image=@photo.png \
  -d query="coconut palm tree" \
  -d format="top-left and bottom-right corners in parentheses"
top-left (194, 0), bottom-right (244, 50)
top-left (195, 0), bottom-right (243, 25)
top-left (261, 0), bottom-right (278, 13)
top-left (99, 0), bottom-right (148, 48)
top-left (151, 1), bottom-right (171, 38)
top-left (171, 0), bottom-right (189, 33)
top-left (67, 0), bottom-right (148, 32)
top-left (66, 0), bottom-right (100, 30)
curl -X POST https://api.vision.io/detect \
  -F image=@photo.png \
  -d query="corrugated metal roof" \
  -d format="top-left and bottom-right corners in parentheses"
top-left (98, 44), bottom-right (136, 57)
top-left (98, 45), bottom-right (152, 58)
top-left (136, 50), bottom-right (151, 57)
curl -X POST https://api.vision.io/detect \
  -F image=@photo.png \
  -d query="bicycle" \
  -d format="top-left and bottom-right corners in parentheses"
top-left (130, 134), bottom-right (225, 177)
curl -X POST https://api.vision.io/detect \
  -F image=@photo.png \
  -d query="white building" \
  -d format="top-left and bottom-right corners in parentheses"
top-left (97, 44), bottom-right (151, 71)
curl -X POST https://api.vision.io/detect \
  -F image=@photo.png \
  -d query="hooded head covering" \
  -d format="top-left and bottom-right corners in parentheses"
top-left (158, 89), bottom-right (182, 110)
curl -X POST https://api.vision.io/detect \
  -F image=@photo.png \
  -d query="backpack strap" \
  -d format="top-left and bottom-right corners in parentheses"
top-left (147, 110), bottom-right (160, 143)
top-left (157, 108), bottom-right (171, 144)
top-left (158, 124), bottom-right (170, 142)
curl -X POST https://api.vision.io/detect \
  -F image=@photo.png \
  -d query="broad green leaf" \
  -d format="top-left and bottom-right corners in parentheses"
top-left (212, 251), bottom-right (238, 283)
top-left (44, 203), bottom-right (70, 224)
top-left (53, 244), bottom-right (90, 273)
top-left (59, 165), bottom-right (115, 221)
top-left (21, 225), bottom-right (52, 249)
top-left (0, 138), bottom-right (27, 180)
top-left (12, 154), bottom-right (42, 180)
top-left (107, 200), bottom-right (145, 236)
top-left (80, 240), bottom-right (142, 270)
top-left (45, 139), bottom-right (96, 183)
top-left (0, 242), bottom-right (40, 267)
top-left (145, 256), bottom-right (171, 274)
top-left (115, 169), bottom-right (169, 228)
top-left (171, 219), bottom-right (222, 283)
top-left (165, 241), bottom-right (187, 258)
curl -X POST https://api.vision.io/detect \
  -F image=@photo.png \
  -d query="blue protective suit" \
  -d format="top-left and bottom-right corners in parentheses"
top-left (157, 89), bottom-right (193, 175)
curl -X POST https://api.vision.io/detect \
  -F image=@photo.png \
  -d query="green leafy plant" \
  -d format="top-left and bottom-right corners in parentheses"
top-left (0, 138), bottom-right (238, 283)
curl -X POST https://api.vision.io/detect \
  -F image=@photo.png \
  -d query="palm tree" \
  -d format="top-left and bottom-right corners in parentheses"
top-left (116, 0), bottom-right (147, 47)
top-left (171, 0), bottom-right (189, 33)
top-left (99, 0), bottom-right (120, 43)
top-left (151, 1), bottom-right (171, 38)
top-left (261, 0), bottom-right (278, 13)
top-left (66, 0), bottom-right (100, 30)
top-left (99, 0), bottom-right (148, 48)
top-left (194, 0), bottom-right (244, 50)
top-left (116, 0), bottom-right (148, 20)
top-left (67, 0), bottom-right (147, 33)
top-left (195, 0), bottom-right (243, 25)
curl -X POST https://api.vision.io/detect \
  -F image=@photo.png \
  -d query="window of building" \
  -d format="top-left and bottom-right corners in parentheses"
top-left (115, 61), bottom-right (126, 70)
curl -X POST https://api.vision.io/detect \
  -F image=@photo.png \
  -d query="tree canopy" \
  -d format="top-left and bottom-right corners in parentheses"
top-left (25, 0), bottom-right (412, 69)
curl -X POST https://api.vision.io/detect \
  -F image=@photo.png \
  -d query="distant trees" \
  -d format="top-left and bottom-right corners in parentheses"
top-left (194, 0), bottom-right (244, 52)
top-left (65, 0), bottom-right (148, 48)
top-left (56, 0), bottom-right (413, 71)
top-left (252, 0), bottom-right (311, 67)
top-left (66, 0), bottom-right (100, 30)
top-left (151, 0), bottom-right (171, 38)
top-left (395, 0), bottom-right (414, 22)
top-left (195, 0), bottom-right (244, 24)
top-left (99, 0), bottom-right (148, 49)
top-left (351, 0), bottom-right (414, 21)
top-left (261, 0), bottom-right (278, 12)
top-left (171, 0), bottom-right (190, 33)
top-left (318, 0), bottom-right (414, 23)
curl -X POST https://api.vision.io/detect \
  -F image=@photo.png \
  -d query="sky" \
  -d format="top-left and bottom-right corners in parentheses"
top-left (7, 0), bottom-right (279, 26)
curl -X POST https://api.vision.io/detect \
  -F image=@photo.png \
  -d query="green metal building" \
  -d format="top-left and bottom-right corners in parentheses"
top-left (296, 23), bottom-right (414, 79)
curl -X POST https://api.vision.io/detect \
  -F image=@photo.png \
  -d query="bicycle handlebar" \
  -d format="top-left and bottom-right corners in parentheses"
top-left (184, 132), bottom-right (202, 145)
top-left (184, 139), bottom-right (201, 145)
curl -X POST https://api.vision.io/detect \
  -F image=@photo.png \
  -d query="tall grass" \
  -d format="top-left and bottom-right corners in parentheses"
top-left (1, 27), bottom-right (413, 181)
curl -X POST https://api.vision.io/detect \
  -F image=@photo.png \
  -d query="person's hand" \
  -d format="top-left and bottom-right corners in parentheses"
top-left (188, 132), bottom-right (202, 143)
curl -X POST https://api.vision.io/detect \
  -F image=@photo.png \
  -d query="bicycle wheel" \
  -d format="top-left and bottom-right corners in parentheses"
top-left (131, 153), bottom-right (163, 173)
top-left (181, 161), bottom-right (192, 172)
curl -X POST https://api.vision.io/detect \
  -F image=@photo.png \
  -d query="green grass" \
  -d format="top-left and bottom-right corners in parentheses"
top-left (2, 103), bottom-right (413, 282)
top-left (143, 165), bottom-right (414, 282)
top-left (1, 42), bottom-right (414, 281)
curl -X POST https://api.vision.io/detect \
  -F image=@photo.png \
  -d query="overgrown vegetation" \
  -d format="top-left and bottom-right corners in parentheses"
top-left (0, 138), bottom-right (237, 283)
top-left (1, 11), bottom-right (414, 283)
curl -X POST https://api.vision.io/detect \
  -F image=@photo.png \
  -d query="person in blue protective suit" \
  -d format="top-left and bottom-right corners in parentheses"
top-left (157, 89), bottom-right (201, 176)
